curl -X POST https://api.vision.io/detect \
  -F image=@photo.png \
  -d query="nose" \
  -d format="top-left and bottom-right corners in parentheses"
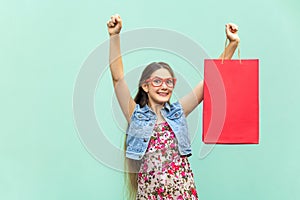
top-left (161, 81), bottom-right (168, 89)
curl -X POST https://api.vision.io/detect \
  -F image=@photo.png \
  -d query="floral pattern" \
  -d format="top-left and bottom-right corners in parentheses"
top-left (136, 122), bottom-right (198, 200)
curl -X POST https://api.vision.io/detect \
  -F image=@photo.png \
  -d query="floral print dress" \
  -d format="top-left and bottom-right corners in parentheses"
top-left (136, 121), bottom-right (199, 200)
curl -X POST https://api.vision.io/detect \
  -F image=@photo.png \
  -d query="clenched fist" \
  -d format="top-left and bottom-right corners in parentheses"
top-left (225, 23), bottom-right (240, 42)
top-left (107, 14), bottom-right (122, 36)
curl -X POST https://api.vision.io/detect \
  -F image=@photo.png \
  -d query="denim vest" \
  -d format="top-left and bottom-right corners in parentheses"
top-left (126, 101), bottom-right (192, 160)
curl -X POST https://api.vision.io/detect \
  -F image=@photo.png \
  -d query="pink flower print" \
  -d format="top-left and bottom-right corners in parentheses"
top-left (181, 171), bottom-right (186, 177)
top-left (168, 169), bottom-right (174, 175)
top-left (149, 170), bottom-right (154, 176)
top-left (157, 187), bottom-right (164, 194)
top-left (171, 162), bottom-right (179, 171)
top-left (171, 162), bottom-right (175, 168)
top-left (144, 176), bottom-right (149, 182)
top-left (136, 122), bottom-right (198, 200)
top-left (170, 133), bottom-right (175, 138)
top-left (143, 163), bottom-right (148, 171)
top-left (170, 143), bottom-right (176, 149)
top-left (191, 188), bottom-right (197, 196)
top-left (167, 194), bottom-right (172, 199)
top-left (157, 138), bottom-right (161, 144)
top-left (150, 139), bottom-right (155, 145)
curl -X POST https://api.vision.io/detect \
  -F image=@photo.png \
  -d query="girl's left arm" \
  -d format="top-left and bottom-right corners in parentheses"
top-left (219, 23), bottom-right (240, 59)
top-left (179, 23), bottom-right (240, 117)
top-left (179, 80), bottom-right (204, 117)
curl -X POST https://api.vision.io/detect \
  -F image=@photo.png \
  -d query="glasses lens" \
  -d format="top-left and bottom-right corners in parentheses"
top-left (166, 79), bottom-right (174, 87)
top-left (152, 78), bottom-right (162, 86)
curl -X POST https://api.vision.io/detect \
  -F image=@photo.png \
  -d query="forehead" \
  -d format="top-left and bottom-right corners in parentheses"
top-left (150, 68), bottom-right (173, 78)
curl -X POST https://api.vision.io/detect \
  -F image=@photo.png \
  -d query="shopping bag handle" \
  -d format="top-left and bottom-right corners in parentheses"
top-left (222, 38), bottom-right (241, 64)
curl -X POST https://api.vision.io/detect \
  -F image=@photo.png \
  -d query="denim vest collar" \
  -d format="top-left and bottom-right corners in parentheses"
top-left (125, 101), bottom-right (192, 160)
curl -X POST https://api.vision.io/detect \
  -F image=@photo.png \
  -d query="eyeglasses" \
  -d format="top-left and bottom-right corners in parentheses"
top-left (145, 77), bottom-right (177, 88)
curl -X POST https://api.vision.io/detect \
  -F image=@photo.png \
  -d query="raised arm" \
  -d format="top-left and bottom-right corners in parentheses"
top-left (107, 14), bottom-right (136, 122)
top-left (219, 23), bottom-right (240, 59)
top-left (179, 23), bottom-right (240, 117)
top-left (179, 80), bottom-right (204, 117)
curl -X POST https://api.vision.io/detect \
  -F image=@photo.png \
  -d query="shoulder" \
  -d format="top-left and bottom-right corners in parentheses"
top-left (129, 104), bottom-right (153, 122)
top-left (133, 103), bottom-right (149, 112)
top-left (169, 101), bottom-right (183, 110)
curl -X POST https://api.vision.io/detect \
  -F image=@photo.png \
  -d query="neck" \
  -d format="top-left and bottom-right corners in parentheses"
top-left (148, 101), bottom-right (164, 115)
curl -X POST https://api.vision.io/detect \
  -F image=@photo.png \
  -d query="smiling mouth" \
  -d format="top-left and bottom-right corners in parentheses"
top-left (158, 92), bottom-right (169, 97)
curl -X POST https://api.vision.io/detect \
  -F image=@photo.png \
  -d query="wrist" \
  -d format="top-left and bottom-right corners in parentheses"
top-left (229, 37), bottom-right (240, 44)
top-left (109, 33), bottom-right (120, 37)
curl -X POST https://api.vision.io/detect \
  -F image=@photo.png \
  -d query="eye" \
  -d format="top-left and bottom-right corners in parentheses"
top-left (166, 79), bottom-right (174, 85)
top-left (153, 78), bottom-right (162, 84)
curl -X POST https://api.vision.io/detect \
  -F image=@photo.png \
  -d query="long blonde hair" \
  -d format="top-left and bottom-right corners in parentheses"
top-left (124, 62), bottom-right (175, 199)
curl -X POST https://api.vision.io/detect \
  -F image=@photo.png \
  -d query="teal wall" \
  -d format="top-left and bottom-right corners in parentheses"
top-left (1, 0), bottom-right (300, 199)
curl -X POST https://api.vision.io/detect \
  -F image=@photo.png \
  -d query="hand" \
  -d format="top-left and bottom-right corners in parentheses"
top-left (107, 14), bottom-right (122, 36)
top-left (225, 23), bottom-right (240, 43)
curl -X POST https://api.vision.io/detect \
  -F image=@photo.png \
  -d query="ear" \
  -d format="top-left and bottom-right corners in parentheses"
top-left (141, 83), bottom-right (149, 93)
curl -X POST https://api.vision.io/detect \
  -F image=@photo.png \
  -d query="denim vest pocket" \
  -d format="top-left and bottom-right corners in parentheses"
top-left (167, 109), bottom-right (183, 120)
top-left (166, 108), bottom-right (185, 128)
top-left (128, 111), bottom-right (150, 137)
top-left (134, 110), bottom-right (150, 120)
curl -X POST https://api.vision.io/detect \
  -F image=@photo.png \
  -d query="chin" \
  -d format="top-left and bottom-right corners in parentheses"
top-left (149, 92), bottom-right (172, 105)
top-left (156, 96), bottom-right (171, 104)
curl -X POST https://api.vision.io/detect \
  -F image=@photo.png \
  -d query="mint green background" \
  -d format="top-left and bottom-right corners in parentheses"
top-left (1, 0), bottom-right (300, 199)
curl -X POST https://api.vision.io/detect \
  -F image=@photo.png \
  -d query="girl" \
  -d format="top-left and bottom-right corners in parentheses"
top-left (107, 14), bottom-right (239, 200)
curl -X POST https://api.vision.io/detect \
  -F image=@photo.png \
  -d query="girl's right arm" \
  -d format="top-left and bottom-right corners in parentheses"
top-left (107, 14), bottom-right (136, 123)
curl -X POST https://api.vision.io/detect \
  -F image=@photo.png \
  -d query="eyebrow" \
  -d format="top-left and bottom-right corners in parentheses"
top-left (150, 76), bottom-right (173, 79)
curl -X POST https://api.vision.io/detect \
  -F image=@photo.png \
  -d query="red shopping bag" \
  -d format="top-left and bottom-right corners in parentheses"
top-left (202, 59), bottom-right (259, 144)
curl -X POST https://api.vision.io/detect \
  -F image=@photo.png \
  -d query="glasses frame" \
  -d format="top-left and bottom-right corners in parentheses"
top-left (145, 76), bottom-right (177, 88)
